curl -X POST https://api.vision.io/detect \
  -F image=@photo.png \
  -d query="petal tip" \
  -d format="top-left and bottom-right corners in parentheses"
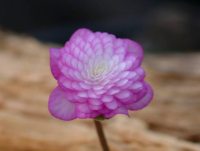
top-left (128, 83), bottom-right (153, 110)
top-left (49, 48), bottom-right (61, 79)
top-left (48, 87), bottom-right (77, 121)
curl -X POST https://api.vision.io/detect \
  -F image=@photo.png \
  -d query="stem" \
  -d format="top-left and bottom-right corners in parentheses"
top-left (94, 120), bottom-right (110, 151)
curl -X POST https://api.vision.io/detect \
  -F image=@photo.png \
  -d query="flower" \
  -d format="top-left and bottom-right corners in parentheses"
top-left (48, 28), bottom-right (153, 121)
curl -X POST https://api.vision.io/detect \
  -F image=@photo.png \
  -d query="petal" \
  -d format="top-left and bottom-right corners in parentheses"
top-left (128, 83), bottom-right (153, 110)
top-left (123, 39), bottom-right (143, 66)
top-left (76, 103), bottom-right (91, 113)
top-left (125, 39), bottom-right (143, 58)
top-left (107, 87), bottom-right (120, 95)
top-left (102, 95), bottom-right (113, 103)
top-left (77, 113), bottom-right (90, 119)
top-left (87, 90), bottom-right (100, 99)
top-left (89, 104), bottom-right (103, 110)
top-left (129, 82), bottom-right (144, 93)
top-left (48, 87), bottom-right (76, 121)
top-left (49, 48), bottom-right (61, 79)
top-left (123, 55), bottom-right (138, 70)
top-left (116, 79), bottom-right (129, 87)
top-left (118, 71), bottom-right (130, 79)
top-left (99, 32), bottom-right (115, 45)
top-left (105, 107), bottom-right (128, 118)
top-left (89, 99), bottom-right (103, 106)
top-left (115, 90), bottom-right (136, 104)
top-left (105, 100), bottom-right (118, 110)
top-left (115, 90), bottom-right (132, 99)
top-left (77, 91), bottom-right (88, 98)
top-left (69, 28), bottom-right (93, 44)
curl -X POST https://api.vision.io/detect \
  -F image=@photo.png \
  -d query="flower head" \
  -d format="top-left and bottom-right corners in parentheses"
top-left (48, 28), bottom-right (153, 121)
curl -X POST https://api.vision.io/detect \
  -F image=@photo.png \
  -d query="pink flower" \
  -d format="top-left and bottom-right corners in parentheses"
top-left (48, 28), bottom-right (153, 121)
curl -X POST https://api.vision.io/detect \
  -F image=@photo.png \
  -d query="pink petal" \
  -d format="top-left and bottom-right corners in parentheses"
top-left (69, 28), bottom-right (93, 43)
top-left (128, 84), bottom-right (153, 110)
top-left (102, 95), bottom-right (113, 103)
top-left (105, 107), bottom-right (128, 118)
top-left (105, 100), bottom-right (118, 110)
top-left (89, 104), bottom-right (102, 110)
top-left (48, 28), bottom-right (153, 121)
top-left (115, 90), bottom-right (137, 104)
top-left (48, 87), bottom-right (76, 121)
top-left (115, 90), bottom-right (132, 99)
top-left (77, 104), bottom-right (91, 113)
top-left (107, 88), bottom-right (120, 95)
top-left (49, 48), bottom-right (61, 79)
top-left (89, 99), bottom-right (103, 105)
top-left (77, 91), bottom-right (88, 98)
top-left (77, 113), bottom-right (89, 119)
top-left (129, 82), bottom-right (144, 93)
top-left (124, 39), bottom-right (143, 62)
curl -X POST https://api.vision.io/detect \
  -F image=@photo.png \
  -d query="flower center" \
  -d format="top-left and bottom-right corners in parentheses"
top-left (91, 62), bottom-right (107, 77)
top-left (87, 56), bottom-right (110, 81)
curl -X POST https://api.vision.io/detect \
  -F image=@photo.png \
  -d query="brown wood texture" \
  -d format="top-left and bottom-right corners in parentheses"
top-left (0, 31), bottom-right (200, 151)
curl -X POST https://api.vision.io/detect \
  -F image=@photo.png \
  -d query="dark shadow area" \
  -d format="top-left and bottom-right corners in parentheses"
top-left (0, 0), bottom-right (199, 52)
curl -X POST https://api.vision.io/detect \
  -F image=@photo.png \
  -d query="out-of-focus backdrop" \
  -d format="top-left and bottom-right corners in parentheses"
top-left (0, 0), bottom-right (199, 52)
top-left (0, 0), bottom-right (200, 151)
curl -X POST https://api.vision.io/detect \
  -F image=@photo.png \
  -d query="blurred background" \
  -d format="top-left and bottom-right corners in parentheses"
top-left (0, 0), bottom-right (200, 151)
top-left (0, 0), bottom-right (199, 52)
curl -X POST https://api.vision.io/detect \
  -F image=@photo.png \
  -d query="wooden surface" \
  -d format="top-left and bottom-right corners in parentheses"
top-left (0, 31), bottom-right (200, 151)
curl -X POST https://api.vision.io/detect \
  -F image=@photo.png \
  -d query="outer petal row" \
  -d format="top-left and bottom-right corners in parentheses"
top-left (128, 83), bottom-right (153, 110)
top-left (48, 28), bottom-right (153, 121)
top-left (49, 48), bottom-right (61, 79)
top-left (48, 87), bottom-right (76, 121)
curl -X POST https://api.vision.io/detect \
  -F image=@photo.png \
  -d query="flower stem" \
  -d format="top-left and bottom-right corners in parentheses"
top-left (94, 120), bottom-right (110, 151)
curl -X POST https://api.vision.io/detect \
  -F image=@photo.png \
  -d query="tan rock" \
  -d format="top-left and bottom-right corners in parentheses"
top-left (135, 54), bottom-right (200, 142)
top-left (0, 31), bottom-right (199, 151)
